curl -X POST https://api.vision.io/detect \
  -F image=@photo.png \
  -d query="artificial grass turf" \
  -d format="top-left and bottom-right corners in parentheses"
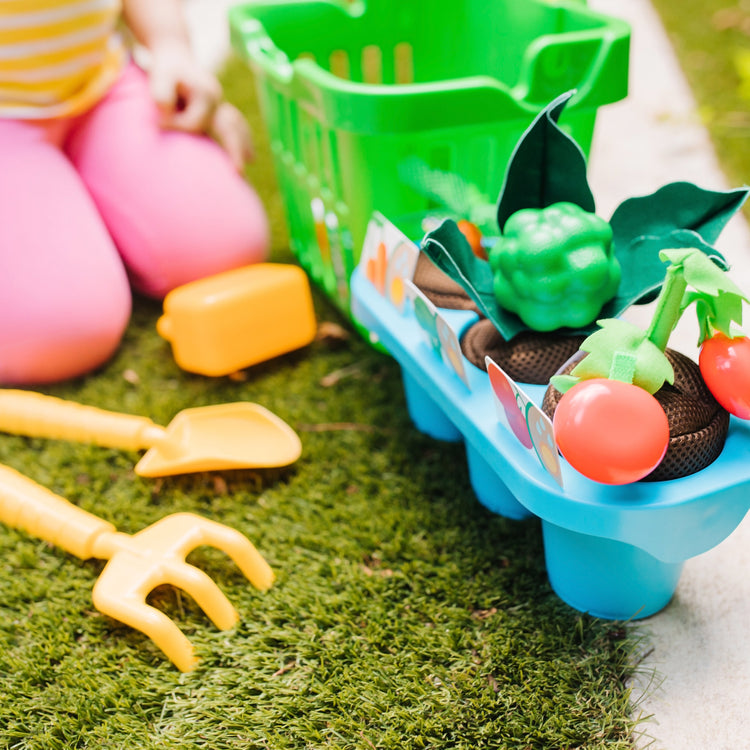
top-left (0, 58), bottom-right (643, 749)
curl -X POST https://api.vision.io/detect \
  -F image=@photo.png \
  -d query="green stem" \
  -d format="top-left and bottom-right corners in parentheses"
top-left (646, 265), bottom-right (688, 351)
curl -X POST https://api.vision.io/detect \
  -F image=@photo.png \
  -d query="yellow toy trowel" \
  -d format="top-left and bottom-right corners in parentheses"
top-left (0, 390), bottom-right (302, 477)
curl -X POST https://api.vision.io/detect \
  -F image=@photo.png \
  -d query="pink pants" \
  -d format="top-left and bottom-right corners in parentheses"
top-left (0, 63), bottom-right (269, 385)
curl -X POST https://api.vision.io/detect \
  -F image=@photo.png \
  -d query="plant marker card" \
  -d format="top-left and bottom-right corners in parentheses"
top-left (404, 280), bottom-right (470, 390)
top-left (361, 212), bottom-right (419, 313)
top-left (485, 356), bottom-right (563, 487)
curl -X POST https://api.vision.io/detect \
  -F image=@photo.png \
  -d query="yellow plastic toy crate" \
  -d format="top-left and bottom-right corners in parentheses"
top-left (230, 0), bottom-right (630, 315)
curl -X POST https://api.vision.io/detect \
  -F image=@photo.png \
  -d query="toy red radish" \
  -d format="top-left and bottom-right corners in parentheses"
top-left (550, 247), bottom-right (748, 484)
top-left (699, 333), bottom-right (750, 418)
top-left (553, 378), bottom-right (669, 485)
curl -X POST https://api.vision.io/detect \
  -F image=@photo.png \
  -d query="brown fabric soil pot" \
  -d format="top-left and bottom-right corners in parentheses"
top-left (413, 253), bottom-right (586, 384)
top-left (412, 251), bottom-right (482, 312)
top-left (461, 319), bottom-right (585, 384)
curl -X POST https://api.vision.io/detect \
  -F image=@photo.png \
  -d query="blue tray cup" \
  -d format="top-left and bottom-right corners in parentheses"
top-left (542, 521), bottom-right (684, 620)
top-left (401, 368), bottom-right (532, 519)
top-left (401, 369), bottom-right (463, 442)
top-left (465, 443), bottom-right (533, 520)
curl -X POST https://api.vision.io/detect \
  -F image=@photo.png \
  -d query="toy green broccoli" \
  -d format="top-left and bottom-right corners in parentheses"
top-left (488, 202), bottom-right (621, 331)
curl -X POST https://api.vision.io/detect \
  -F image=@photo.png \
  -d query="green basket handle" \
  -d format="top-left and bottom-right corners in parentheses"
top-left (229, 1), bottom-right (364, 86)
top-left (519, 24), bottom-right (630, 109)
top-left (230, 14), bottom-right (294, 83)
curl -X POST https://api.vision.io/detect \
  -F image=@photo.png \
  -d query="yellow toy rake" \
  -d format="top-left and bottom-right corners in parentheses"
top-left (0, 464), bottom-right (274, 671)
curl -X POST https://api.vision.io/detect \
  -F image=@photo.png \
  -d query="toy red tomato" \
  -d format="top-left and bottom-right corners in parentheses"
top-left (699, 333), bottom-right (750, 419)
top-left (553, 378), bottom-right (670, 485)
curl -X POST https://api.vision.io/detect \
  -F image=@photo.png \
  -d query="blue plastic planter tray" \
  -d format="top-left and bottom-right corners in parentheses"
top-left (350, 220), bottom-right (750, 621)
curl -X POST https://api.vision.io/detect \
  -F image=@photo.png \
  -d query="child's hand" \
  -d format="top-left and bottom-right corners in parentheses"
top-left (148, 42), bottom-right (253, 171)
top-left (210, 101), bottom-right (255, 172)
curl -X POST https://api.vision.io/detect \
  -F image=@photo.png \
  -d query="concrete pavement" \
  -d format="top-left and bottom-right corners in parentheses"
top-left (589, 2), bottom-right (750, 749)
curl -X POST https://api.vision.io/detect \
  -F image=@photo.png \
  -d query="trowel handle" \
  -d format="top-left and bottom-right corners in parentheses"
top-left (0, 464), bottom-right (115, 560)
top-left (0, 390), bottom-right (163, 451)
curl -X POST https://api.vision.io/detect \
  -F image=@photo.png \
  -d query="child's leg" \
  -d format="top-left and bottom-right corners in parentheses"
top-left (0, 120), bottom-right (132, 386)
top-left (65, 63), bottom-right (270, 299)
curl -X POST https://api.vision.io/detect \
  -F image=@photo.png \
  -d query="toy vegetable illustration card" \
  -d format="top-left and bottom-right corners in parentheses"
top-left (361, 212), bottom-right (419, 312)
top-left (486, 356), bottom-right (563, 487)
top-left (405, 280), bottom-right (470, 389)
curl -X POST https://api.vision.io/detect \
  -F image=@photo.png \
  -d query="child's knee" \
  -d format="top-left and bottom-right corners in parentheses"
top-left (130, 187), bottom-right (271, 299)
top-left (0, 288), bottom-right (131, 386)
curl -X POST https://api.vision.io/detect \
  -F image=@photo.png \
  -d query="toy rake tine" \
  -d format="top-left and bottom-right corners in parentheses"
top-left (92, 583), bottom-right (199, 673)
top-left (157, 558), bottom-right (240, 631)
top-left (128, 512), bottom-right (275, 593)
top-left (0, 465), bottom-right (274, 671)
top-left (163, 513), bottom-right (276, 592)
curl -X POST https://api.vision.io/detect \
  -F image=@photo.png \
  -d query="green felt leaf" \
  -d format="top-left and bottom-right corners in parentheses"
top-left (662, 247), bottom-right (747, 342)
top-left (708, 292), bottom-right (745, 336)
top-left (496, 90), bottom-right (595, 232)
top-left (600, 228), bottom-right (728, 318)
top-left (610, 182), bottom-right (749, 249)
top-left (570, 318), bottom-right (675, 394)
top-left (420, 219), bottom-right (527, 340)
top-left (661, 247), bottom-right (745, 298)
top-left (690, 291), bottom-right (746, 342)
top-left (549, 374), bottom-right (580, 394)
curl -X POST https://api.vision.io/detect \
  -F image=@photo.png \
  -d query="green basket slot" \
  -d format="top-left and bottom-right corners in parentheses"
top-left (230, 0), bottom-right (630, 316)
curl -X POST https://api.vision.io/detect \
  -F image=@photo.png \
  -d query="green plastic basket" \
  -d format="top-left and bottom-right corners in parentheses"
top-left (230, 0), bottom-right (630, 315)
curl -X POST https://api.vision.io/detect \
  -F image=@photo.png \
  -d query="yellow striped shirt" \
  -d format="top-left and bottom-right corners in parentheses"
top-left (0, 0), bottom-right (125, 119)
